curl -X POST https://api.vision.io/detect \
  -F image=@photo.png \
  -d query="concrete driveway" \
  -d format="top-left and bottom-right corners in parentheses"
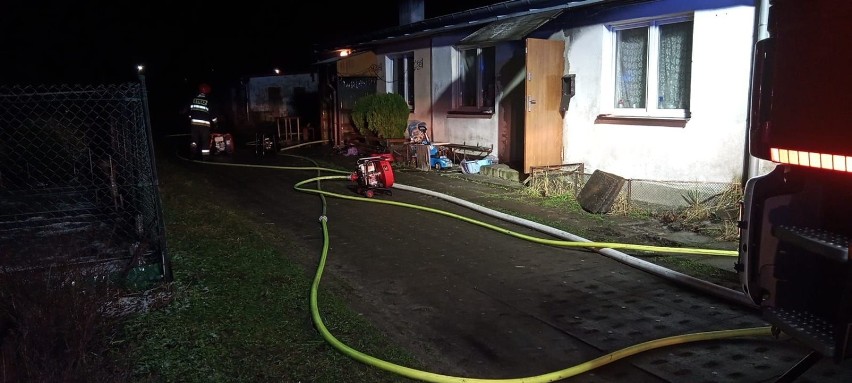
top-left (172, 142), bottom-right (852, 382)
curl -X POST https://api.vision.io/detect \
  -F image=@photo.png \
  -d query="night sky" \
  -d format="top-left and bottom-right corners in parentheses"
top-left (1, 1), bottom-right (503, 130)
top-left (1, 1), bottom-right (504, 85)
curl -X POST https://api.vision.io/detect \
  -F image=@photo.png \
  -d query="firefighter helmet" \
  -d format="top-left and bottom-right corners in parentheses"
top-left (198, 83), bottom-right (212, 95)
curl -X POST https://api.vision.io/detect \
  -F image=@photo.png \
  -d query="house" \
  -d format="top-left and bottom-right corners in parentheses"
top-left (316, 0), bottom-right (771, 184)
top-left (241, 73), bottom-right (319, 142)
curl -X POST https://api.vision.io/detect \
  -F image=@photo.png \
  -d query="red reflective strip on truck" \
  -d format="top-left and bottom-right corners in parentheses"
top-left (771, 147), bottom-right (852, 172)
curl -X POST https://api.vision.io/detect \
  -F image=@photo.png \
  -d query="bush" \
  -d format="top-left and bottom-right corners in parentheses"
top-left (350, 93), bottom-right (410, 139)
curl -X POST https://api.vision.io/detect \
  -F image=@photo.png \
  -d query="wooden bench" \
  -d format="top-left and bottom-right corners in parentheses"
top-left (441, 143), bottom-right (493, 163)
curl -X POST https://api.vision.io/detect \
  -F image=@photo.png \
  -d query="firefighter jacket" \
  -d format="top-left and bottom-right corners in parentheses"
top-left (188, 93), bottom-right (215, 127)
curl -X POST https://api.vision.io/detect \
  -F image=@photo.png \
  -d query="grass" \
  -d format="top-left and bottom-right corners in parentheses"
top-left (638, 254), bottom-right (741, 290)
top-left (523, 169), bottom-right (743, 242)
top-left (0, 148), bottom-right (419, 382)
top-left (481, 177), bottom-right (740, 289)
top-left (519, 179), bottom-right (578, 209)
top-left (0, 266), bottom-right (129, 382)
top-left (1, 145), bottom-right (743, 382)
top-left (483, 192), bottom-right (740, 290)
top-left (114, 154), bottom-right (420, 382)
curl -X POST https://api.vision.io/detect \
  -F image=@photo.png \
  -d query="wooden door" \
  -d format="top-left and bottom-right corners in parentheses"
top-left (524, 38), bottom-right (565, 174)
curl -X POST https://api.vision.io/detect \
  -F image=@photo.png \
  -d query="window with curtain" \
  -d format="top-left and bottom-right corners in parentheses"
top-left (455, 46), bottom-right (495, 113)
top-left (388, 53), bottom-right (415, 110)
top-left (612, 17), bottom-right (693, 117)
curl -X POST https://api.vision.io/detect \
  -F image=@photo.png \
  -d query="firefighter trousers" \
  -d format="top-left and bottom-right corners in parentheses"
top-left (191, 124), bottom-right (211, 158)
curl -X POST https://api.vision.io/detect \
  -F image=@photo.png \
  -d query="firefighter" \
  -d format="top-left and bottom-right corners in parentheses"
top-left (186, 83), bottom-right (217, 160)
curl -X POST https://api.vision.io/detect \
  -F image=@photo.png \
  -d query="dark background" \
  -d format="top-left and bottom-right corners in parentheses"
top-left (1, 1), bottom-right (504, 84)
top-left (0, 1), bottom-right (503, 131)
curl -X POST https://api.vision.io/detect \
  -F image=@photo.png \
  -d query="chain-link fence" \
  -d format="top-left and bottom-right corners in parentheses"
top-left (528, 164), bottom-right (586, 197)
top-left (613, 178), bottom-right (741, 215)
top-left (0, 82), bottom-right (170, 281)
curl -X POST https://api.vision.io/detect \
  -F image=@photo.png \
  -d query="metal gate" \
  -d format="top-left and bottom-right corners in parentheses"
top-left (0, 80), bottom-right (170, 281)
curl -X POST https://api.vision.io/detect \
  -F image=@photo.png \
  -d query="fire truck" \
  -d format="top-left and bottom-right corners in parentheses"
top-left (738, 0), bottom-right (852, 377)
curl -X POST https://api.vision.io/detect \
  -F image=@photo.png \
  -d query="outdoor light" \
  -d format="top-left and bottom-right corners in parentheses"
top-left (137, 64), bottom-right (144, 73)
top-left (339, 49), bottom-right (351, 57)
top-left (274, 68), bottom-right (281, 74)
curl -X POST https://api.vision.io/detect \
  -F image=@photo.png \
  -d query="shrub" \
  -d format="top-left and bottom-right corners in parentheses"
top-left (350, 93), bottom-right (410, 139)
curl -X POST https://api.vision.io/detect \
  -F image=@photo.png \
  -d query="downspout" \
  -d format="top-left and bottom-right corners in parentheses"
top-left (244, 79), bottom-right (251, 126)
top-left (332, 73), bottom-right (341, 146)
top-left (333, 85), bottom-right (339, 145)
top-left (742, 0), bottom-right (770, 186)
top-left (429, 39), bottom-right (434, 144)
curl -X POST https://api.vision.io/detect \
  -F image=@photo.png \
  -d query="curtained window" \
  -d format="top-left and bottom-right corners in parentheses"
top-left (454, 46), bottom-right (495, 113)
top-left (612, 17), bottom-right (693, 117)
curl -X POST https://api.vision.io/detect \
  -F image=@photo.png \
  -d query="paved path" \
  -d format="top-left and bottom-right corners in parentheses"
top-left (183, 144), bottom-right (852, 382)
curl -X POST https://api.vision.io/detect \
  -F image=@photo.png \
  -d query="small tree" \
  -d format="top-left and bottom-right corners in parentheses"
top-left (351, 93), bottom-right (410, 139)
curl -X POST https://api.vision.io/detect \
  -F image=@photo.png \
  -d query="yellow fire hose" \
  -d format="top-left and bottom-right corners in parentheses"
top-left (182, 149), bottom-right (777, 382)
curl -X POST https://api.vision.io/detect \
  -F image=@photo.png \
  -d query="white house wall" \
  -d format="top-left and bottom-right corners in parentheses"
top-left (374, 39), bottom-right (434, 138)
top-left (430, 34), bottom-right (503, 157)
top-left (412, 47), bottom-right (432, 128)
top-left (429, 35), bottom-right (459, 146)
top-left (562, 6), bottom-right (755, 182)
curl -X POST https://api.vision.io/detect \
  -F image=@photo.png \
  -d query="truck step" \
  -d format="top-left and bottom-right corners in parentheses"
top-left (765, 307), bottom-right (836, 357)
top-left (773, 225), bottom-right (849, 262)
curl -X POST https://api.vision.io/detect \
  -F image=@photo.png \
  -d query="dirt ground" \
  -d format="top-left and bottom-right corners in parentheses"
top-left (163, 140), bottom-right (852, 382)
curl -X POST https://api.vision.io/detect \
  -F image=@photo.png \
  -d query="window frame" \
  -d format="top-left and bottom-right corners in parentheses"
top-left (452, 45), bottom-right (496, 114)
top-left (386, 52), bottom-right (415, 111)
top-left (607, 14), bottom-right (694, 119)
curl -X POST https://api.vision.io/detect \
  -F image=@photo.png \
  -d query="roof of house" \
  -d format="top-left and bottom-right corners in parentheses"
top-left (317, 0), bottom-right (754, 64)
top-left (454, 8), bottom-right (564, 49)
top-left (317, 0), bottom-right (614, 56)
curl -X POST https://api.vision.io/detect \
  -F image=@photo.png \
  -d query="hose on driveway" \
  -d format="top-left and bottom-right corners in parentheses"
top-left (292, 175), bottom-right (771, 382)
top-left (183, 148), bottom-right (774, 382)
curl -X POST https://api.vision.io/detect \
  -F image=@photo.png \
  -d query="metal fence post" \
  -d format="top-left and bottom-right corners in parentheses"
top-left (626, 179), bottom-right (632, 213)
top-left (139, 74), bottom-right (173, 282)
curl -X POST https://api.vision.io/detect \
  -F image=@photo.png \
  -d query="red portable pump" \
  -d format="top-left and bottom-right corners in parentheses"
top-left (209, 133), bottom-right (234, 155)
top-left (350, 156), bottom-right (395, 198)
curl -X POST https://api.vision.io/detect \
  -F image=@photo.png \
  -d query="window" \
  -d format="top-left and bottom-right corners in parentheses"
top-left (611, 16), bottom-right (693, 118)
top-left (455, 46), bottom-right (495, 113)
top-left (267, 87), bottom-right (282, 104)
top-left (267, 86), bottom-right (285, 116)
top-left (388, 53), bottom-right (415, 110)
top-left (339, 77), bottom-right (377, 110)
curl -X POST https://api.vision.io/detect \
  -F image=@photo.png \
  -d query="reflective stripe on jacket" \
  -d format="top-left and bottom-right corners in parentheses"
top-left (188, 93), bottom-right (213, 126)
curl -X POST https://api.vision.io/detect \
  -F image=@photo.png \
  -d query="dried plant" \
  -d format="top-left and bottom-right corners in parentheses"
top-left (0, 263), bottom-right (132, 382)
top-left (608, 191), bottom-right (631, 216)
top-left (526, 167), bottom-right (581, 197)
top-left (667, 182), bottom-right (742, 240)
top-left (718, 220), bottom-right (741, 241)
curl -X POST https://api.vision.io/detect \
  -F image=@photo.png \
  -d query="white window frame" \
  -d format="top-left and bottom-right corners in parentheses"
top-left (607, 14), bottom-right (693, 119)
top-left (452, 45), bottom-right (496, 113)
top-left (386, 52), bottom-right (415, 111)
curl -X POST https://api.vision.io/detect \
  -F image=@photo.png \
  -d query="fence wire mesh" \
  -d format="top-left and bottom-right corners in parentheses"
top-left (527, 166), bottom-right (742, 223)
top-left (0, 83), bottom-right (167, 275)
top-left (528, 164), bottom-right (586, 197)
